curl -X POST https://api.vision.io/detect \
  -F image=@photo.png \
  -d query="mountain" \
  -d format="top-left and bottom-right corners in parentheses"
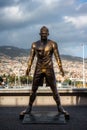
top-left (0, 45), bottom-right (85, 62)
top-left (0, 46), bottom-right (29, 58)
top-left (61, 54), bottom-right (83, 62)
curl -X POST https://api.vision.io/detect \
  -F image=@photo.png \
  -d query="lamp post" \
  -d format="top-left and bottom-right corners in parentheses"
top-left (82, 43), bottom-right (85, 88)
top-left (15, 74), bottom-right (16, 87)
top-left (17, 63), bottom-right (21, 88)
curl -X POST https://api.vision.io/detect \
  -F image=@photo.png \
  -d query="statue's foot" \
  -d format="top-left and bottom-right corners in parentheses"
top-left (63, 111), bottom-right (70, 120)
top-left (19, 110), bottom-right (26, 120)
top-left (19, 106), bottom-right (32, 120)
top-left (58, 105), bottom-right (70, 120)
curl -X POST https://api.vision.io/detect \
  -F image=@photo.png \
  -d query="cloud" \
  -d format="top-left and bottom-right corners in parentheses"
top-left (32, 0), bottom-right (59, 5)
top-left (0, 0), bottom-right (87, 57)
top-left (64, 15), bottom-right (87, 28)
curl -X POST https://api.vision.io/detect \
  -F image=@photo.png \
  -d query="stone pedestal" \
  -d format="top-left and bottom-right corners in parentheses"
top-left (23, 111), bottom-right (66, 124)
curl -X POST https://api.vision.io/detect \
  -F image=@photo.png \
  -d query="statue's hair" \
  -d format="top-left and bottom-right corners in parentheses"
top-left (40, 26), bottom-right (49, 35)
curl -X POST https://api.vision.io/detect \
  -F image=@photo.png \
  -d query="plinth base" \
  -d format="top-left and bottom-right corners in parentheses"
top-left (22, 111), bottom-right (66, 124)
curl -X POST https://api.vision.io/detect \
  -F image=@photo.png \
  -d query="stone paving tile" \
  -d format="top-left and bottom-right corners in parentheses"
top-left (0, 106), bottom-right (87, 130)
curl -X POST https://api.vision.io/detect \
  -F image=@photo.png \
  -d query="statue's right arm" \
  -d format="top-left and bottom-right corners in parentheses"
top-left (26, 43), bottom-right (36, 76)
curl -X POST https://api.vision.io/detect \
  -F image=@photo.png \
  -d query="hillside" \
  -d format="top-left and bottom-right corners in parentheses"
top-left (0, 46), bottom-right (29, 58)
top-left (61, 54), bottom-right (83, 62)
top-left (0, 45), bottom-right (85, 62)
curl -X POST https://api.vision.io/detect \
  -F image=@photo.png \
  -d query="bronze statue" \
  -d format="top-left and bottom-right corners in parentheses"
top-left (20, 26), bottom-right (69, 119)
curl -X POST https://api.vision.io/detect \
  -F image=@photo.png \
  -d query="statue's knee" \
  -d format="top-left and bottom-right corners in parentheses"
top-left (30, 91), bottom-right (36, 102)
top-left (53, 94), bottom-right (60, 101)
top-left (53, 94), bottom-right (58, 100)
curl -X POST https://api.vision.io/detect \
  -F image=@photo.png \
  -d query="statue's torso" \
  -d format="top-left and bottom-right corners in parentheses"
top-left (33, 40), bottom-right (54, 69)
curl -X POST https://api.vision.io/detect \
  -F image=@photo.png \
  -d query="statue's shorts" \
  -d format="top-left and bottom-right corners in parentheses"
top-left (31, 68), bottom-right (58, 95)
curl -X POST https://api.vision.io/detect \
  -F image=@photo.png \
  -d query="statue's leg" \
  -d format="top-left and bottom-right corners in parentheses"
top-left (50, 84), bottom-right (63, 111)
top-left (52, 91), bottom-right (65, 113)
top-left (19, 85), bottom-right (38, 119)
top-left (50, 85), bottom-right (70, 119)
top-left (25, 87), bottom-right (36, 113)
top-left (46, 70), bottom-right (69, 117)
top-left (24, 71), bottom-right (43, 114)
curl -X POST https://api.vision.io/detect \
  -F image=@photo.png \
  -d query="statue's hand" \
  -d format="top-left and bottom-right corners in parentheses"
top-left (61, 71), bottom-right (64, 77)
top-left (26, 68), bottom-right (30, 76)
top-left (59, 67), bottom-right (64, 77)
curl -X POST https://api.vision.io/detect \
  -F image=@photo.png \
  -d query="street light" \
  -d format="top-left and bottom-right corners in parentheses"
top-left (15, 74), bottom-right (16, 87)
top-left (82, 43), bottom-right (85, 88)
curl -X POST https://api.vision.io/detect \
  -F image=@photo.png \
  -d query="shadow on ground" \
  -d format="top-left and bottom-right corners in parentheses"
top-left (0, 105), bottom-right (87, 130)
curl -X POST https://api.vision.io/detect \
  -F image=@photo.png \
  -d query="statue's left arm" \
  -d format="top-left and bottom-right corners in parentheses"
top-left (26, 43), bottom-right (35, 76)
top-left (53, 42), bottom-right (64, 77)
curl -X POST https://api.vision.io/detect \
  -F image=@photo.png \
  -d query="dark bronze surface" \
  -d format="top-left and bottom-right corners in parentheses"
top-left (20, 26), bottom-right (69, 118)
top-left (27, 39), bottom-right (63, 87)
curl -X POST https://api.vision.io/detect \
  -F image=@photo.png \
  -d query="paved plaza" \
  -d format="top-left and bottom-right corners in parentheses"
top-left (0, 105), bottom-right (87, 130)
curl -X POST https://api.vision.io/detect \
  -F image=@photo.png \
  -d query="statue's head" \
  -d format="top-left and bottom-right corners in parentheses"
top-left (39, 26), bottom-right (49, 35)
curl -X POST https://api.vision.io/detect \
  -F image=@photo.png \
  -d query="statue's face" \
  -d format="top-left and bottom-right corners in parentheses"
top-left (40, 30), bottom-right (49, 40)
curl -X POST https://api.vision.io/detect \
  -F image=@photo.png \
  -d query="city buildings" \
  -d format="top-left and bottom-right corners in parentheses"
top-left (0, 55), bottom-right (87, 83)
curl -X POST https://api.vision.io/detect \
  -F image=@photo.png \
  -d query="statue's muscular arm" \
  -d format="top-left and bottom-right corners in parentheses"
top-left (26, 43), bottom-right (36, 75)
top-left (52, 42), bottom-right (64, 76)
